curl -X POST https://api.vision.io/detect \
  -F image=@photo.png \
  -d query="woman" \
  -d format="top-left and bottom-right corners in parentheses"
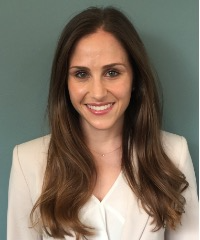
top-left (7, 6), bottom-right (198, 240)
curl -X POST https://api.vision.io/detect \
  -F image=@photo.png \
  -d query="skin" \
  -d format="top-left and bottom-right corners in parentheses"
top-left (68, 29), bottom-right (133, 200)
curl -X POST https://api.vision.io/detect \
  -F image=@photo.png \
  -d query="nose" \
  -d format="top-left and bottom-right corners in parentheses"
top-left (89, 77), bottom-right (107, 100)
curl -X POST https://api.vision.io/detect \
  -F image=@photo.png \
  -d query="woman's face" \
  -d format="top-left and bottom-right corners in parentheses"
top-left (68, 30), bottom-right (133, 133)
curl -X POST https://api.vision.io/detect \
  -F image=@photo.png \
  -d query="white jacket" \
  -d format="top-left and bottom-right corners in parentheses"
top-left (7, 132), bottom-right (199, 239)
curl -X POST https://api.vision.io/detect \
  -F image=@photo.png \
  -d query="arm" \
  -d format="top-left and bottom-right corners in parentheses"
top-left (165, 137), bottom-right (199, 240)
top-left (7, 146), bottom-right (42, 240)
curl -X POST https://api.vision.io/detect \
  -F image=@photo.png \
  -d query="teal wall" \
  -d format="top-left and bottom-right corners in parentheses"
top-left (0, 1), bottom-right (198, 239)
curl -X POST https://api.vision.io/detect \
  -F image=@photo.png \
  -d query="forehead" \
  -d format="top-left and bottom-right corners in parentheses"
top-left (69, 30), bottom-right (129, 65)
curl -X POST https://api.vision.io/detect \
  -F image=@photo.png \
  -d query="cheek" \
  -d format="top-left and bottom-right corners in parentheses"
top-left (68, 80), bottom-right (77, 95)
top-left (116, 80), bottom-right (133, 99)
top-left (68, 81), bottom-right (86, 104)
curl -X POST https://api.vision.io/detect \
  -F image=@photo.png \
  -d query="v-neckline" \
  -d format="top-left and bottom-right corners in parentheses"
top-left (92, 171), bottom-right (122, 204)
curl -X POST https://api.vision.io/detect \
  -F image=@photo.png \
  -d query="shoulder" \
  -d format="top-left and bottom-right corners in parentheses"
top-left (14, 134), bottom-right (50, 169)
top-left (161, 131), bottom-right (189, 168)
top-left (161, 131), bottom-right (185, 150)
top-left (9, 135), bottom-right (50, 202)
top-left (161, 132), bottom-right (199, 238)
top-left (16, 134), bottom-right (50, 156)
top-left (14, 135), bottom-right (50, 167)
top-left (15, 134), bottom-right (50, 159)
top-left (12, 135), bottom-right (51, 196)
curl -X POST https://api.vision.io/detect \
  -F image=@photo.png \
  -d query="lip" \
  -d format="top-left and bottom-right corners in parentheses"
top-left (85, 102), bottom-right (114, 115)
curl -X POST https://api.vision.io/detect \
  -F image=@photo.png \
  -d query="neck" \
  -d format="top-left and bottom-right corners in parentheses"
top-left (82, 125), bottom-right (123, 154)
top-left (84, 127), bottom-right (123, 171)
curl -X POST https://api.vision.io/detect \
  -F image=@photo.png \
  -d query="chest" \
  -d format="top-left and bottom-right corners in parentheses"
top-left (92, 167), bottom-right (121, 201)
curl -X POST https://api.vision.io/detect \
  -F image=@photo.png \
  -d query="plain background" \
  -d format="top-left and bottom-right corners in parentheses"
top-left (0, 0), bottom-right (198, 239)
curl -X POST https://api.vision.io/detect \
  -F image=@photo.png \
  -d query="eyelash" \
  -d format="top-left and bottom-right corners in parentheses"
top-left (75, 71), bottom-right (89, 79)
top-left (73, 69), bottom-right (120, 79)
top-left (105, 69), bottom-right (120, 77)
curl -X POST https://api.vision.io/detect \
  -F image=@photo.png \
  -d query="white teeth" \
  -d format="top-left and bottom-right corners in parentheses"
top-left (87, 103), bottom-right (113, 111)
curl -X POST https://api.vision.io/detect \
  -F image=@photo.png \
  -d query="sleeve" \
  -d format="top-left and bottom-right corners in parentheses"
top-left (165, 137), bottom-right (199, 240)
top-left (7, 145), bottom-right (42, 240)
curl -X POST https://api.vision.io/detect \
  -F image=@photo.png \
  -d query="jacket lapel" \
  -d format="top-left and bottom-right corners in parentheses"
top-left (120, 192), bottom-right (149, 240)
top-left (120, 174), bottom-right (149, 240)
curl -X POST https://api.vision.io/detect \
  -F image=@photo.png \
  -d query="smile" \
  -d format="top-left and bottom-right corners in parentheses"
top-left (87, 103), bottom-right (113, 111)
top-left (86, 103), bottom-right (114, 115)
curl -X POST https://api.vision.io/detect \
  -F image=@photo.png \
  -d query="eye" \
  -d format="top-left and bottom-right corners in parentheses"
top-left (75, 70), bottom-right (89, 79)
top-left (105, 69), bottom-right (120, 78)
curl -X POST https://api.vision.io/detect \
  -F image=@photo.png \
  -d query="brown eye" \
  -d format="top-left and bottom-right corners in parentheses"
top-left (75, 71), bottom-right (88, 79)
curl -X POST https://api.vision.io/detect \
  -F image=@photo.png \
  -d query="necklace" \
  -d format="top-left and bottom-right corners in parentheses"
top-left (91, 145), bottom-right (121, 157)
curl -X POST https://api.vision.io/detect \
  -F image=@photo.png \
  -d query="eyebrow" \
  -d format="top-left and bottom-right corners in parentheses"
top-left (69, 63), bottom-right (126, 70)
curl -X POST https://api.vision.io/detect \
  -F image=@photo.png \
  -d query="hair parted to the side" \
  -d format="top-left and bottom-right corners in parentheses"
top-left (30, 6), bottom-right (188, 239)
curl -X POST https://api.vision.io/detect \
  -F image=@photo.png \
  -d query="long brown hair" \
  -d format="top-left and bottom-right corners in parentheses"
top-left (31, 6), bottom-right (188, 238)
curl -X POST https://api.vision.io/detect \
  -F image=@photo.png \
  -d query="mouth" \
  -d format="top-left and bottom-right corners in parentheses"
top-left (85, 103), bottom-right (114, 115)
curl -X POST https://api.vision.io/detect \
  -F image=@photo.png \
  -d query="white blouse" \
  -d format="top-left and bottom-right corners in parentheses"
top-left (79, 172), bottom-right (129, 240)
top-left (7, 132), bottom-right (199, 240)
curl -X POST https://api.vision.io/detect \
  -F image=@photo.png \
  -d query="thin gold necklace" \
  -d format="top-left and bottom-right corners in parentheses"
top-left (91, 145), bottom-right (121, 157)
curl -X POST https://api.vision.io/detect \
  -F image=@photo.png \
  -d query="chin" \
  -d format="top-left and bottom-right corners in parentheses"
top-left (81, 116), bottom-right (124, 132)
top-left (89, 120), bottom-right (122, 132)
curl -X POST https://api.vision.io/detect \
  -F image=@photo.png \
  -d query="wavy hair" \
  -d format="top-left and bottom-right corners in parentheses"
top-left (31, 6), bottom-right (188, 238)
